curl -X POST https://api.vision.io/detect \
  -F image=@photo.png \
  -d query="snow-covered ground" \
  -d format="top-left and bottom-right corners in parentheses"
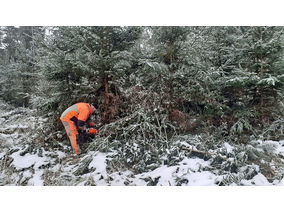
top-left (1, 100), bottom-right (284, 186)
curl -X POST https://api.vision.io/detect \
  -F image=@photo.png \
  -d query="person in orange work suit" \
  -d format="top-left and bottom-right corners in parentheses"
top-left (60, 102), bottom-right (98, 155)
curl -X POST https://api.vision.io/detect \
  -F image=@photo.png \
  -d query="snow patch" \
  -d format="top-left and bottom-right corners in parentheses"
top-left (11, 151), bottom-right (50, 170)
top-left (223, 142), bottom-right (233, 153)
top-left (88, 152), bottom-right (108, 173)
top-left (0, 152), bottom-right (6, 159)
top-left (179, 157), bottom-right (210, 172)
top-left (241, 173), bottom-right (271, 186)
top-left (22, 170), bottom-right (33, 179)
top-left (55, 151), bottom-right (66, 159)
top-left (28, 170), bottom-right (44, 186)
top-left (135, 157), bottom-right (212, 186)
top-left (251, 173), bottom-right (271, 185)
top-left (184, 171), bottom-right (217, 186)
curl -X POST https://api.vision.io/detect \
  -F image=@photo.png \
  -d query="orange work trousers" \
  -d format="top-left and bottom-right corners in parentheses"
top-left (60, 119), bottom-right (80, 155)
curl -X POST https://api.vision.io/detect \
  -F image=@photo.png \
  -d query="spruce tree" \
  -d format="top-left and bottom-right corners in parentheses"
top-left (136, 27), bottom-right (191, 112)
top-left (204, 26), bottom-right (284, 140)
top-left (39, 26), bottom-right (142, 123)
top-left (241, 27), bottom-right (284, 123)
top-left (0, 26), bottom-right (45, 107)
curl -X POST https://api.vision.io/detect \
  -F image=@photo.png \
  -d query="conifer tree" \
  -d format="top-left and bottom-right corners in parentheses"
top-left (240, 27), bottom-right (284, 123)
top-left (135, 27), bottom-right (226, 131)
top-left (136, 27), bottom-right (191, 111)
top-left (0, 26), bottom-right (45, 107)
top-left (39, 26), bottom-right (142, 123)
top-left (204, 26), bottom-right (284, 138)
top-left (199, 27), bottom-right (244, 125)
top-left (219, 27), bottom-right (284, 128)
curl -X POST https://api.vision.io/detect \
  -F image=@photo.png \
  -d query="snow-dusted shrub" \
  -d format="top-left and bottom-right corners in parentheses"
top-left (262, 119), bottom-right (284, 140)
top-left (98, 107), bottom-right (175, 141)
top-left (87, 107), bottom-right (177, 172)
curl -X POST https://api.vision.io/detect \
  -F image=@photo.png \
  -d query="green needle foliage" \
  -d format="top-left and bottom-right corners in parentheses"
top-left (0, 26), bottom-right (283, 169)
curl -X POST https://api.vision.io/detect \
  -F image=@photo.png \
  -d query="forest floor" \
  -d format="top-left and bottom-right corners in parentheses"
top-left (1, 100), bottom-right (284, 186)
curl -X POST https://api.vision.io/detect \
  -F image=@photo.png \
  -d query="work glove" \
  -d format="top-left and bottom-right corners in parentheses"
top-left (88, 122), bottom-right (95, 127)
top-left (88, 128), bottom-right (98, 135)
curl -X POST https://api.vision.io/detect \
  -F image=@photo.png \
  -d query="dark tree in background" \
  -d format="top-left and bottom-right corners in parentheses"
top-left (0, 26), bottom-right (283, 143)
top-left (0, 26), bottom-right (45, 107)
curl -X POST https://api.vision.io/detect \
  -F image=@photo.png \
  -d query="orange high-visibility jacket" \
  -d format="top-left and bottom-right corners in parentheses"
top-left (60, 102), bottom-right (93, 125)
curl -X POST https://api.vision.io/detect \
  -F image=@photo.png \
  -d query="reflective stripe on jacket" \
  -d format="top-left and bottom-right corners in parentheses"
top-left (60, 102), bottom-right (92, 125)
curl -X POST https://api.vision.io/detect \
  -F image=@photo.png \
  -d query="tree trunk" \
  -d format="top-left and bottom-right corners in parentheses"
top-left (103, 76), bottom-right (110, 124)
top-left (104, 76), bottom-right (109, 109)
top-left (260, 57), bottom-right (264, 122)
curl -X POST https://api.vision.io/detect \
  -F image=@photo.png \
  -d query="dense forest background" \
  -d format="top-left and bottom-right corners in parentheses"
top-left (0, 25), bottom-right (284, 187)
top-left (1, 26), bottom-right (283, 141)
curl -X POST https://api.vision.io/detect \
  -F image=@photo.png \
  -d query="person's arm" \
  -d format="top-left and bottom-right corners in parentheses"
top-left (77, 105), bottom-right (90, 130)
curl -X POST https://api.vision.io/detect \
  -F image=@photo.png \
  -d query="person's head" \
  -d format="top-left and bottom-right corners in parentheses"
top-left (91, 103), bottom-right (99, 114)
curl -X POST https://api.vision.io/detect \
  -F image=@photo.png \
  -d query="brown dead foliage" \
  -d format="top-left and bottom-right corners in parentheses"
top-left (101, 92), bottom-right (121, 124)
top-left (168, 109), bottom-right (189, 131)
